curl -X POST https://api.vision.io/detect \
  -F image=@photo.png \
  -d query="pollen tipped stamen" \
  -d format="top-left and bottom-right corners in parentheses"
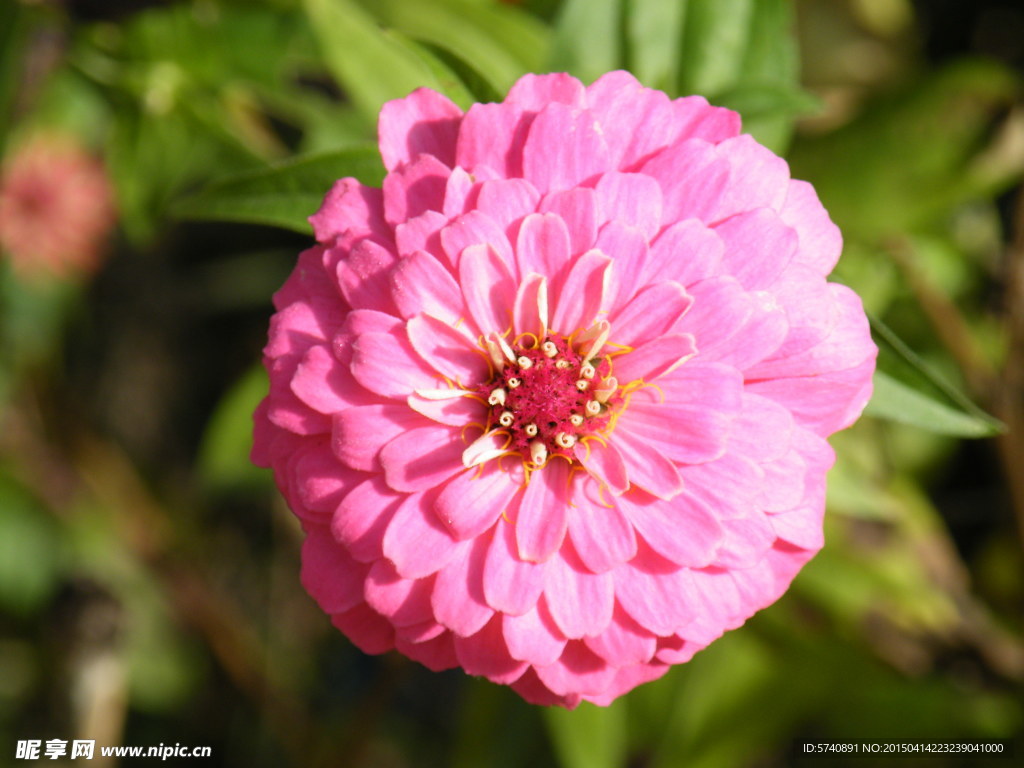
top-left (555, 432), bottom-right (576, 449)
top-left (575, 379), bottom-right (589, 391)
top-left (529, 440), bottom-right (548, 466)
top-left (585, 400), bottom-right (601, 416)
top-left (524, 423), bottom-right (538, 437)
top-left (569, 414), bottom-right (583, 426)
top-left (555, 359), bottom-right (571, 370)
top-left (488, 388), bottom-right (506, 406)
top-left (594, 377), bottom-right (617, 403)
top-left (517, 355), bottom-right (533, 369)
top-left (507, 377), bottom-right (521, 389)
top-left (498, 411), bottom-right (514, 427)
top-left (541, 341), bottom-right (558, 358)
top-left (580, 363), bottom-right (595, 379)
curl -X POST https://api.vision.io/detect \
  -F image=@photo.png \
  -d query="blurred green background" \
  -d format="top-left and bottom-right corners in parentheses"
top-left (1, 0), bottom-right (1022, 766)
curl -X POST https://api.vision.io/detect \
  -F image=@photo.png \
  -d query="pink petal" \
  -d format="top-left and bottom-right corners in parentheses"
top-left (293, 439), bottom-right (362, 515)
top-left (513, 272), bottom-right (549, 339)
top-left (332, 476), bottom-right (401, 562)
top-left (543, 544), bottom-right (614, 638)
top-left (550, 250), bottom-right (611, 334)
top-left (330, 603), bottom-right (395, 655)
top-left (612, 333), bottom-right (697, 384)
top-left (335, 239), bottom-right (400, 315)
top-left (614, 543), bottom-right (699, 635)
top-left (747, 355), bottom-right (875, 435)
top-left (618, 388), bottom-right (733, 465)
top-left (350, 330), bottom-right (439, 399)
top-left (515, 212), bottom-right (572, 290)
top-left (566, 476), bottom-right (637, 572)
top-left (610, 423), bottom-right (684, 501)
top-left (586, 71), bottom-right (680, 169)
top-left (309, 179), bottom-right (388, 246)
top-left (770, 505), bottom-right (825, 550)
top-left (539, 188), bottom-right (598, 256)
top-left (395, 631), bottom-right (459, 671)
top-left (443, 166), bottom-right (475, 218)
top-left (678, 454), bottom-right (763, 522)
top-left (364, 559), bottom-right (436, 626)
top-left (395, 209), bottom-right (446, 259)
top-left (594, 172), bottom-right (663, 240)
top-left (728, 392), bottom-right (794, 463)
top-left (382, 153), bottom-right (450, 226)
top-left (584, 606), bottom-right (656, 666)
top-left (641, 139), bottom-right (730, 225)
top-left (332, 403), bottom-right (426, 471)
top-left (291, 344), bottom-right (370, 415)
top-left (378, 87), bottom-right (462, 171)
top-left (714, 208), bottom-right (797, 291)
top-left (503, 601), bottom-right (567, 666)
top-left (507, 72), bottom-right (586, 111)
top-left (459, 243), bottom-right (516, 336)
top-left (779, 179), bottom-right (842, 275)
top-left (617, 489), bottom-right (724, 568)
top-left (645, 218), bottom-right (725, 288)
top-left (522, 103), bottom-right (610, 194)
top-left (484, 518), bottom-right (546, 615)
top-left (435, 464), bottom-right (520, 540)
top-left (406, 313), bottom-right (487, 383)
top-left (389, 250), bottom-right (464, 324)
top-left (476, 178), bottom-right (541, 233)
top-left (759, 450), bottom-right (807, 511)
top-left (511, 669), bottom-right (580, 708)
top-left (711, 134), bottom-right (790, 220)
top-left (516, 458), bottom-right (571, 562)
top-left (671, 95), bottom-right (741, 144)
top-left (674, 276), bottom-right (751, 354)
top-left (574, 438), bottom-right (629, 497)
top-left (595, 221), bottom-right (649, 312)
top-left (582, 662), bottom-right (671, 706)
top-left (455, 101), bottom-right (530, 178)
top-left (453, 614), bottom-right (529, 684)
top-left (407, 390), bottom-right (484, 426)
top-left (300, 524), bottom-right (366, 614)
top-left (379, 425), bottom-right (464, 492)
top-left (609, 281), bottom-right (692, 348)
top-left (534, 641), bottom-right (617, 697)
top-left (432, 535), bottom-right (494, 636)
top-left (441, 210), bottom-right (515, 269)
top-left (714, 509), bottom-right (777, 569)
top-left (382, 490), bottom-right (461, 578)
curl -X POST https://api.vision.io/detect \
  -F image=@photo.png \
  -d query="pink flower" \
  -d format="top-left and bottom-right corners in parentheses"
top-left (0, 133), bottom-right (115, 282)
top-left (253, 71), bottom-right (876, 707)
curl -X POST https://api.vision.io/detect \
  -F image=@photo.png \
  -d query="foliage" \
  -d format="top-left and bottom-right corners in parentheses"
top-left (1, 1), bottom-right (1021, 766)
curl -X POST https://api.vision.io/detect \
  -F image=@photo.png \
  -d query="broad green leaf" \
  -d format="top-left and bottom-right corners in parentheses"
top-left (303, 0), bottom-right (444, 120)
top-left (197, 365), bottom-right (273, 491)
top-left (865, 371), bottom-right (1000, 438)
top-left (545, 701), bottom-right (627, 768)
top-left (172, 145), bottom-right (384, 233)
top-left (625, 0), bottom-right (686, 91)
top-left (865, 316), bottom-right (1003, 437)
top-left (374, 0), bottom-right (549, 96)
top-left (676, 0), bottom-right (806, 150)
top-left (678, 0), bottom-right (756, 97)
top-left (0, 475), bottom-right (61, 615)
top-left (548, 0), bottom-right (622, 83)
top-left (788, 59), bottom-right (1022, 240)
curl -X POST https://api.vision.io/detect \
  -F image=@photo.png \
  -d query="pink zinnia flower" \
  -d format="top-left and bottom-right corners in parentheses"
top-left (253, 71), bottom-right (876, 707)
top-left (0, 133), bottom-right (115, 282)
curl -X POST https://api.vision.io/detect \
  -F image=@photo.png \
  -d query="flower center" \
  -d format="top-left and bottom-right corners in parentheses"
top-left (472, 326), bottom-right (623, 468)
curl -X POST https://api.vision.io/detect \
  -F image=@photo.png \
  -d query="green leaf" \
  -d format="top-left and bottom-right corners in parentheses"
top-left (171, 145), bottom-right (384, 233)
top-left (678, 0), bottom-right (757, 96)
top-left (625, 0), bottom-right (686, 92)
top-left (303, 0), bottom-right (445, 120)
top-left (865, 316), bottom-right (1003, 437)
top-left (374, 0), bottom-right (549, 96)
top-left (788, 60), bottom-right (1023, 240)
top-left (0, 474), bottom-right (61, 615)
top-left (197, 365), bottom-right (273, 491)
top-left (545, 701), bottom-right (628, 768)
top-left (548, 0), bottom-right (622, 83)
